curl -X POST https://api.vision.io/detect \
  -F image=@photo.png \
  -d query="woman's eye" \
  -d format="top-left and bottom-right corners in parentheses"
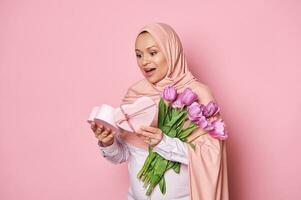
top-left (150, 51), bottom-right (157, 56)
top-left (136, 54), bottom-right (141, 58)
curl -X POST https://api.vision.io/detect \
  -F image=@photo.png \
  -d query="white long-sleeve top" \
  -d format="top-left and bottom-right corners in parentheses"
top-left (98, 133), bottom-right (190, 200)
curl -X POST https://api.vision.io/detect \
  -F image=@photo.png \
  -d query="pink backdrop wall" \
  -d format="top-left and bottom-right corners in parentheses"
top-left (1, 0), bottom-right (300, 199)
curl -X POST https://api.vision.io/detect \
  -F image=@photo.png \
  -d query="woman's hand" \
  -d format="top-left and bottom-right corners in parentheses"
top-left (90, 122), bottom-right (116, 147)
top-left (136, 125), bottom-right (163, 147)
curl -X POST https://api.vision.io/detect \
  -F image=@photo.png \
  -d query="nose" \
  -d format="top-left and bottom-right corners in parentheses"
top-left (141, 55), bottom-right (151, 66)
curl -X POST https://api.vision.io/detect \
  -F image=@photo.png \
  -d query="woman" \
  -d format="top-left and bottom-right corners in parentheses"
top-left (90, 22), bottom-right (229, 200)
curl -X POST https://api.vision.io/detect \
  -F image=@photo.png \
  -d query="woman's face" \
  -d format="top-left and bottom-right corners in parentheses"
top-left (135, 32), bottom-right (168, 84)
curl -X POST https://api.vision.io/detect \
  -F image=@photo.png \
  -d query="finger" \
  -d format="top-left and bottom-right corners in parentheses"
top-left (97, 133), bottom-right (106, 141)
top-left (97, 129), bottom-right (111, 140)
top-left (98, 125), bottom-right (108, 133)
top-left (140, 125), bottom-right (160, 134)
top-left (147, 138), bottom-right (158, 144)
top-left (95, 126), bottom-right (104, 136)
top-left (152, 134), bottom-right (162, 140)
top-left (91, 121), bottom-right (98, 129)
top-left (104, 127), bottom-right (111, 132)
top-left (102, 132), bottom-right (115, 143)
top-left (137, 134), bottom-right (148, 140)
top-left (102, 128), bottom-right (111, 137)
top-left (136, 129), bottom-right (153, 138)
top-left (143, 137), bottom-right (158, 145)
top-left (143, 138), bottom-right (149, 143)
top-left (97, 124), bottom-right (104, 130)
top-left (91, 123), bottom-right (97, 132)
top-left (100, 126), bottom-right (111, 133)
top-left (102, 131), bottom-right (116, 142)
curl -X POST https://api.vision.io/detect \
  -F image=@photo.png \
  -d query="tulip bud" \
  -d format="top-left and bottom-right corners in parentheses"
top-left (203, 101), bottom-right (220, 118)
top-left (180, 88), bottom-right (198, 106)
top-left (162, 85), bottom-right (177, 102)
top-left (188, 102), bottom-right (204, 122)
top-left (208, 118), bottom-right (228, 140)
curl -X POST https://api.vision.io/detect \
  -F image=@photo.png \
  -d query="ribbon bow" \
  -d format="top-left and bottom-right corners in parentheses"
top-left (116, 102), bottom-right (156, 133)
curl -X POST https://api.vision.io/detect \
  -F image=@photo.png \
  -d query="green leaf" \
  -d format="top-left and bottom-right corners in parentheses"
top-left (166, 160), bottom-right (175, 170)
top-left (166, 111), bottom-right (186, 128)
top-left (159, 176), bottom-right (166, 194)
top-left (167, 107), bottom-right (172, 122)
top-left (153, 156), bottom-right (168, 176)
top-left (158, 98), bottom-right (167, 128)
top-left (147, 156), bottom-right (168, 194)
top-left (172, 162), bottom-right (181, 174)
top-left (168, 129), bottom-right (177, 137)
top-left (175, 116), bottom-right (187, 132)
top-left (161, 125), bottom-right (172, 135)
top-left (171, 107), bottom-right (177, 117)
top-left (178, 123), bottom-right (198, 140)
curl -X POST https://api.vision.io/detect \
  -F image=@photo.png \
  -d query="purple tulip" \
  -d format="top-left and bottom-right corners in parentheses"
top-left (196, 116), bottom-right (214, 131)
top-left (180, 88), bottom-right (198, 106)
top-left (171, 93), bottom-right (185, 108)
top-left (203, 101), bottom-right (220, 118)
top-left (188, 102), bottom-right (204, 122)
top-left (171, 87), bottom-right (198, 108)
top-left (171, 99), bottom-right (183, 108)
top-left (196, 115), bottom-right (208, 129)
top-left (208, 118), bottom-right (228, 140)
top-left (161, 85), bottom-right (177, 102)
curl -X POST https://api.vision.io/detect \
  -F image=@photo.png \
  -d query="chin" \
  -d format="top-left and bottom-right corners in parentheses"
top-left (145, 77), bottom-right (156, 84)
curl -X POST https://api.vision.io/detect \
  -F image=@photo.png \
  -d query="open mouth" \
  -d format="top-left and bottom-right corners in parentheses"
top-left (143, 67), bottom-right (156, 77)
top-left (144, 68), bottom-right (156, 72)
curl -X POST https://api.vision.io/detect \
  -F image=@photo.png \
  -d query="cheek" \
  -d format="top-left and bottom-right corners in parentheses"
top-left (136, 60), bottom-right (144, 73)
top-left (156, 58), bottom-right (168, 77)
top-left (136, 59), bottom-right (142, 67)
top-left (157, 67), bottom-right (168, 78)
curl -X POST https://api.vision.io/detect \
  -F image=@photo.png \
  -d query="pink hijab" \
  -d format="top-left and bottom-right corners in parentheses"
top-left (120, 22), bottom-right (229, 200)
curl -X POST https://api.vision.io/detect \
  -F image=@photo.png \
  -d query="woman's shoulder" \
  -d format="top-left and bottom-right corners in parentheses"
top-left (188, 81), bottom-right (215, 104)
top-left (189, 81), bottom-right (210, 91)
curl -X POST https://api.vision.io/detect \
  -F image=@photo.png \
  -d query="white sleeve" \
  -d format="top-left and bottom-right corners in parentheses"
top-left (97, 134), bottom-right (130, 165)
top-left (152, 134), bottom-right (189, 165)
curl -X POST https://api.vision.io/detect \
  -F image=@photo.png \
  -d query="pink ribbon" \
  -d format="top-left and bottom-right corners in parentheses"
top-left (116, 103), bottom-right (156, 133)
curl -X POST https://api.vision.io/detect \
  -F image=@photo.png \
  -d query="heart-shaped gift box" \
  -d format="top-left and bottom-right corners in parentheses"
top-left (87, 104), bottom-right (119, 134)
top-left (87, 96), bottom-right (157, 134)
top-left (114, 96), bottom-right (157, 133)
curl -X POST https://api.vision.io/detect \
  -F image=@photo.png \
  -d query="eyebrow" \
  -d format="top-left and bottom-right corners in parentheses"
top-left (135, 45), bottom-right (158, 52)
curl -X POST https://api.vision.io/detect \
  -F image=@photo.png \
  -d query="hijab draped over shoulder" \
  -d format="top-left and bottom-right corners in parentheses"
top-left (119, 22), bottom-right (229, 200)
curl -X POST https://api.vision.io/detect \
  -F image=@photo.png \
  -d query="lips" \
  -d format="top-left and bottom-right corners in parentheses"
top-left (143, 67), bottom-right (156, 77)
top-left (144, 67), bottom-right (156, 73)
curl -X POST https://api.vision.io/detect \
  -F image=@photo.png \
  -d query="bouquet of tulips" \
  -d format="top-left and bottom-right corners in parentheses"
top-left (137, 85), bottom-right (228, 196)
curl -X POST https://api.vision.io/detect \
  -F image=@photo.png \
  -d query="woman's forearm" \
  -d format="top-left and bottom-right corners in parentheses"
top-left (98, 134), bottom-right (130, 164)
top-left (152, 134), bottom-right (189, 165)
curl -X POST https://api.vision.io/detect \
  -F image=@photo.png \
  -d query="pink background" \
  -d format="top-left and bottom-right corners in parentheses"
top-left (1, 0), bottom-right (300, 199)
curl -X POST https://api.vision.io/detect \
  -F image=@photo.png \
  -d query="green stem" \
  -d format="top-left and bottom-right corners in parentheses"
top-left (162, 105), bottom-right (170, 125)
